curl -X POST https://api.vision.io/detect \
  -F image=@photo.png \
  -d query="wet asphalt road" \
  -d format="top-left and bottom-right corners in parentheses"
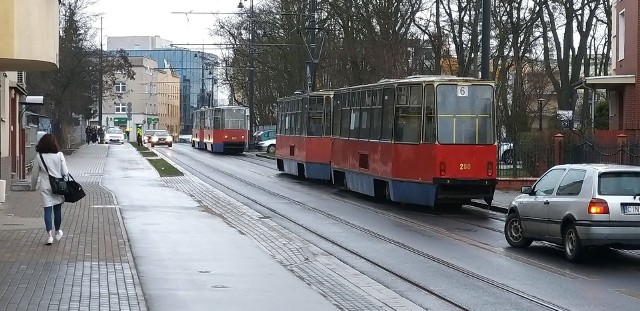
top-left (156, 144), bottom-right (640, 311)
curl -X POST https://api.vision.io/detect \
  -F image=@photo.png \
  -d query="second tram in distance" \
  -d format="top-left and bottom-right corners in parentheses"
top-left (192, 105), bottom-right (248, 154)
top-left (276, 75), bottom-right (497, 207)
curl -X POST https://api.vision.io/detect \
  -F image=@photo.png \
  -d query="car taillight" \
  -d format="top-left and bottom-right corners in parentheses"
top-left (588, 198), bottom-right (609, 214)
top-left (439, 161), bottom-right (446, 176)
top-left (487, 161), bottom-right (494, 176)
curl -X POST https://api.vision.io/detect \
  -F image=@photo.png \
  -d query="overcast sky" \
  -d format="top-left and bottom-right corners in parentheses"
top-left (90, 0), bottom-right (243, 50)
top-left (90, 0), bottom-right (252, 101)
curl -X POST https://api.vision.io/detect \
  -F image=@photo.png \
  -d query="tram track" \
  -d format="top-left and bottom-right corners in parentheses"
top-left (157, 146), bottom-right (571, 311)
top-left (233, 152), bottom-right (510, 234)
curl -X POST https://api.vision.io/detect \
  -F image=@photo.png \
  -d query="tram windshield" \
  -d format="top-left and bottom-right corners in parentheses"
top-left (436, 84), bottom-right (494, 144)
top-left (223, 108), bottom-right (246, 129)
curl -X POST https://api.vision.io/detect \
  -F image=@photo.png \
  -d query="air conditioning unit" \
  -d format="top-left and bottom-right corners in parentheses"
top-left (16, 71), bottom-right (26, 86)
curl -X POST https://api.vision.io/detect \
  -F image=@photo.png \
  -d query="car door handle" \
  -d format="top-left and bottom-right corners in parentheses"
top-left (543, 200), bottom-right (549, 205)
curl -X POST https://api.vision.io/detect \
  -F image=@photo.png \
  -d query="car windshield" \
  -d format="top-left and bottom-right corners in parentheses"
top-left (144, 131), bottom-right (155, 135)
top-left (106, 128), bottom-right (122, 134)
top-left (599, 172), bottom-right (640, 195)
top-left (154, 131), bottom-right (169, 137)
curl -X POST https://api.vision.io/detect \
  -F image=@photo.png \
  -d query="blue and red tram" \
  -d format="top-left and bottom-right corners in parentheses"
top-left (192, 106), bottom-right (248, 154)
top-left (275, 76), bottom-right (497, 207)
top-left (275, 91), bottom-right (334, 179)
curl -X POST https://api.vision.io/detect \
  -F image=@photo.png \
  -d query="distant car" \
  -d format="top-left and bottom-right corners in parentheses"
top-left (257, 138), bottom-right (276, 153)
top-left (505, 164), bottom-right (640, 262)
top-left (178, 134), bottom-right (192, 143)
top-left (143, 130), bottom-right (155, 144)
top-left (149, 130), bottom-right (173, 147)
top-left (499, 142), bottom-right (514, 164)
top-left (104, 128), bottom-right (125, 144)
top-left (253, 129), bottom-right (276, 147)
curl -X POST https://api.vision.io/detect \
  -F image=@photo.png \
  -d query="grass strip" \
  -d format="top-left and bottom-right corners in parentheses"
top-left (129, 142), bottom-right (150, 152)
top-left (128, 142), bottom-right (182, 176)
top-left (140, 151), bottom-right (157, 158)
top-left (146, 158), bottom-right (184, 177)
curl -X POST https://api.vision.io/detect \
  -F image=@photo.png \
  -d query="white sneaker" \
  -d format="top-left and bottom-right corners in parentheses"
top-left (55, 230), bottom-right (63, 241)
top-left (45, 236), bottom-right (53, 245)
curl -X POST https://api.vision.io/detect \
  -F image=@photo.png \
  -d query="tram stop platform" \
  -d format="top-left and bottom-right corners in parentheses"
top-left (0, 144), bottom-right (424, 311)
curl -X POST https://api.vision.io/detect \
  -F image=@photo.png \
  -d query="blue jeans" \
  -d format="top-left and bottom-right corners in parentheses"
top-left (44, 204), bottom-right (62, 232)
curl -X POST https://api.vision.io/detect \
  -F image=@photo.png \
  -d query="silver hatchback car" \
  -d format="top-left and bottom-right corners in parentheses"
top-left (505, 164), bottom-right (640, 262)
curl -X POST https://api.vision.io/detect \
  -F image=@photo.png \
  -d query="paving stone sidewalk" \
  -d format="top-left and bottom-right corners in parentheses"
top-left (0, 145), bottom-right (146, 311)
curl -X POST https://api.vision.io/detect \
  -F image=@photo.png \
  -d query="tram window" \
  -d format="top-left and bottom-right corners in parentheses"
top-left (341, 93), bottom-right (351, 138)
top-left (394, 85), bottom-right (422, 143)
top-left (224, 108), bottom-right (246, 130)
top-left (350, 91), bottom-right (361, 139)
top-left (370, 89), bottom-right (382, 140)
top-left (296, 98), bottom-right (304, 135)
top-left (308, 97), bottom-right (323, 137)
top-left (436, 84), bottom-right (494, 144)
top-left (214, 116), bottom-right (221, 129)
top-left (381, 88), bottom-right (394, 141)
top-left (323, 96), bottom-right (332, 137)
top-left (333, 94), bottom-right (342, 137)
top-left (396, 86), bottom-right (409, 106)
top-left (424, 85), bottom-right (436, 143)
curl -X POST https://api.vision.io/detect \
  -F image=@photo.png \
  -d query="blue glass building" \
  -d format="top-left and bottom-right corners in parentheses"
top-left (113, 48), bottom-right (219, 135)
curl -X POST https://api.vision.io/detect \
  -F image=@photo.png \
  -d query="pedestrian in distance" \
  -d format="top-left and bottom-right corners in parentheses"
top-left (85, 125), bottom-right (91, 145)
top-left (91, 126), bottom-right (98, 143)
top-left (125, 127), bottom-right (131, 141)
top-left (136, 127), bottom-right (143, 146)
top-left (97, 126), bottom-right (105, 144)
top-left (30, 134), bottom-right (69, 245)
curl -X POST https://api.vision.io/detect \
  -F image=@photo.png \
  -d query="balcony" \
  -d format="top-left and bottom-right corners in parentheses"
top-left (0, 0), bottom-right (59, 71)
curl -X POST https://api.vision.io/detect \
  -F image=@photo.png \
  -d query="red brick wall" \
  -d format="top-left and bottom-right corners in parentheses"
top-left (623, 84), bottom-right (639, 129)
top-left (616, 0), bottom-right (638, 74)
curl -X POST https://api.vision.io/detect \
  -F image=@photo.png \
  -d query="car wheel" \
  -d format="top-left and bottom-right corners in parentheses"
top-left (504, 213), bottom-right (533, 248)
top-left (564, 223), bottom-right (584, 262)
top-left (150, 143), bottom-right (154, 147)
top-left (168, 143), bottom-right (173, 147)
top-left (502, 149), bottom-right (514, 164)
top-left (267, 144), bottom-right (276, 153)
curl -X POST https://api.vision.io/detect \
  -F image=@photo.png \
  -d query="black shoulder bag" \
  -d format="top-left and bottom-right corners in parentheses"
top-left (39, 153), bottom-right (68, 195)
top-left (64, 174), bottom-right (86, 203)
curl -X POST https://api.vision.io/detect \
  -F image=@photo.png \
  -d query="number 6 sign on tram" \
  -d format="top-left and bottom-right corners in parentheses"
top-left (457, 85), bottom-right (468, 97)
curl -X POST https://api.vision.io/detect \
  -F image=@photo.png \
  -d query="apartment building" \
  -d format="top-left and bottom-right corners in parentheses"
top-left (0, 0), bottom-right (59, 197)
top-left (584, 0), bottom-right (638, 133)
top-left (100, 57), bottom-right (180, 140)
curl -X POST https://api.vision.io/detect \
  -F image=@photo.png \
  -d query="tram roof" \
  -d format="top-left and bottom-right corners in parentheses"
top-left (334, 75), bottom-right (493, 91)
top-left (277, 76), bottom-right (493, 101)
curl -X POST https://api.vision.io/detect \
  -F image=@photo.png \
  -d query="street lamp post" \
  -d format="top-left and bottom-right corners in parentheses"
top-left (538, 98), bottom-right (544, 131)
top-left (238, 0), bottom-right (255, 148)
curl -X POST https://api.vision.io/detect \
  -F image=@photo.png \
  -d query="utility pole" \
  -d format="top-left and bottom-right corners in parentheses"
top-left (99, 17), bottom-right (103, 127)
top-left (480, 0), bottom-right (490, 80)
top-left (306, 0), bottom-right (317, 92)
top-left (248, 0), bottom-right (255, 142)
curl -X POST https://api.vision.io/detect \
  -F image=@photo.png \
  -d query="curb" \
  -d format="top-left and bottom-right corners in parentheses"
top-left (255, 153), bottom-right (276, 160)
top-left (468, 200), bottom-right (509, 214)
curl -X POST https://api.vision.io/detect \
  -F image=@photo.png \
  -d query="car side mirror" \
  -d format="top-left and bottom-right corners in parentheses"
top-left (521, 186), bottom-right (532, 195)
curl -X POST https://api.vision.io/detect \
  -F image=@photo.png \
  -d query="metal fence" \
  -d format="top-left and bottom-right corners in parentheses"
top-left (497, 131), bottom-right (640, 178)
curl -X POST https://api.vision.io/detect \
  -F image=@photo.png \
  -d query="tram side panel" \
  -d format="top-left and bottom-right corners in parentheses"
top-left (330, 139), bottom-right (394, 197)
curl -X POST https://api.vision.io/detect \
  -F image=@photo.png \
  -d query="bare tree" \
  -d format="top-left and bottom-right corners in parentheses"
top-left (27, 0), bottom-right (134, 147)
top-left (538, 0), bottom-right (601, 112)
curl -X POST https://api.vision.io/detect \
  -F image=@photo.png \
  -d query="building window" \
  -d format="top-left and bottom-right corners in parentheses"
top-left (115, 82), bottom-right (127, 93)
top-left (115, 102), bottom-right (126, 113)
top-left (618, 10), bottom-right (625, 61)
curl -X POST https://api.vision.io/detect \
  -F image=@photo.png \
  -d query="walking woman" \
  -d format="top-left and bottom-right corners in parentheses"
top-left (30, 134), bottom-right (69, 245)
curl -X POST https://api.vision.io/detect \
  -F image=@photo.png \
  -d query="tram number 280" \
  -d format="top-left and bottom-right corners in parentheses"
top-left (459, 163), bottom-right (471, 170)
